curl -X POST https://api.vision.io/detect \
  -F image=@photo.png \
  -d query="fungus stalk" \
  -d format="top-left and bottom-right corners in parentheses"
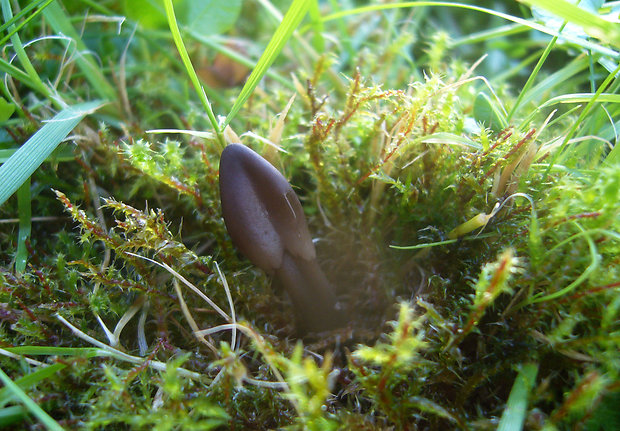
top-left (219, 143), bottom-right (344, 333)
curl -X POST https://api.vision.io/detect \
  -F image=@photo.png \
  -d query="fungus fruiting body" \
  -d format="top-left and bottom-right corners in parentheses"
top-left (219, 143), bottom-right (344, 333)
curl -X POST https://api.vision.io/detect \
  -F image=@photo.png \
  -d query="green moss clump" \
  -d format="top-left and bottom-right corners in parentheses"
top-left (1, 10), bottom-right (618, 427)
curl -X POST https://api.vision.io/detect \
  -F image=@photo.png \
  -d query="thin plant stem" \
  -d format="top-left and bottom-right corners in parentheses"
top-left (162, 0), bottom-right (225, 148)
top-left (507, 22), bottom-right (566, 123)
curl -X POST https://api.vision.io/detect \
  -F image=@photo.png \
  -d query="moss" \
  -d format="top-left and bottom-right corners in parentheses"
top-left (1, 19), bottom-right (618, 429)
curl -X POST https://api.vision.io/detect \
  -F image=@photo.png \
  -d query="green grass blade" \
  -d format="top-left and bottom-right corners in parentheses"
top-left (0, 367), bottom-right (64, 431)
top-left (528, 223), bottom-right (601, 304)
top-left (543, 63), bottom-right (620, 179)
top-left (162, 0), bottom-right (224, 147)
top-left (0, 144), bottom-right (75, 164)
top-left (0, 57), bottom-right (38, 90)
top-left (4, 346), bottom-right (102, 356)
top-left (605, 140), bottom-right (620, 165)
top-left (391, 239), bottom-right (458, 250)
top-left (15, 179), bottom-right (31, 272)
top-left (508, 21), bottom-right (564, 122)
top-left (498, 363), bottom-right (539, 431)
top-left (321, 2), bottom-right (619, 57)
top-left (223, 0), bottom-right (311, 129)
top-left (42, 2), bottom-right (116, 101)
top-left (1, 0), bottom-right (50, 99)
top-left (327, 0), bottom-right (355, 61)
top-left (519, 0), bottom-right (620, 47)
top-left (0, 0), bottom-right (56, 50)
top-left (0, 405), bottom-right (27, 428)
top-left (0, 364), bottom-right (66, 408)
top-left (451, 23), bottom-right (529, 47)
top-left (0, 100), bottom-right (103, 207)
top-left (308, 0), bottom-right (325, 52)
top-left (537, 93), bottom-right (620, 105)
top-left (187, 32), bottom-right (291, 89)
top-left (521, 91), bottom-right (620, 129)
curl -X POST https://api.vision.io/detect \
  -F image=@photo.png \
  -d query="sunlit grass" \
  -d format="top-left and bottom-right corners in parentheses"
top-left (0, 0), bottom-right (618, 429)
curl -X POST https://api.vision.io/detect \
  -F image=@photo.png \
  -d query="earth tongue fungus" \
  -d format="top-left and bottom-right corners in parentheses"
top-left (219, 143), bottom-right (345, 334)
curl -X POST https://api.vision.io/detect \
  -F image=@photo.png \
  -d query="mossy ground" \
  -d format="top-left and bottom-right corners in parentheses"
top-left (0, 1), bottom-right (619, 430)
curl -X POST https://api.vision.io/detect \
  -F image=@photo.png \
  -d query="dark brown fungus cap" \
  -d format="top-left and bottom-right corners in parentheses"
top-left (219, 143), bottom-right (344, 333)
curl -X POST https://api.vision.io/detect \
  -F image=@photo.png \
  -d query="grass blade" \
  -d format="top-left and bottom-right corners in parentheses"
top-left (42, 2), bottom-right (116, 101)
top-left (0, 0), bottom-right (55, 47)
top-left (498, 363), bottom-right (539, 431)
top-left (1, 0), bottom-right (50, 99)
top-left (0, 405), bottom-right (27, 428)
top-left (308, 0), bottom-right (325, 52)
top-left (519, 0), bottom-right (620, 47)
top-left (223, 0), bottom-right (311, 128)
top-left (4, 346), bottom-right (102, 356)
top-left (15, 179), bottom-right (31, 272)
top-left (0, 100), bottom-right (103, 207)
top-left (543, 63), bottom-right (620, 179)
top-left (508, 21), bottom-right (564, 122)
top-left (321, 2), bottom-right (618, 57)
top-left (0, 144), bottom-right (75, 164)
top-left (0, 57), bottom-right (38, 90)
top-left (163, 0), bottom-right (224, 147)
top-left (0, 364), bottom-right (66, 408)
top-left (0, 367), bottom-right (64, 431)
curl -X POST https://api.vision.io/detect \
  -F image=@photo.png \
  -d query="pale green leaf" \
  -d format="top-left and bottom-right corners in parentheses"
top-left (0, 101), bottom-right (103, 207)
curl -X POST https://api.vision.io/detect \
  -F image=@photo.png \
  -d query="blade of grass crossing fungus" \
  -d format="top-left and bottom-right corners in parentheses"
top-left (223, 0), bottom-right (311, 129)
top-left (0, 368), bottom-right (64, 431)
top-left (498, 363), bottom-right (539, 431)
top-left (0, 100), bottom-right (103, 207)
top-left (162, 0), bottom-right (224, 147)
